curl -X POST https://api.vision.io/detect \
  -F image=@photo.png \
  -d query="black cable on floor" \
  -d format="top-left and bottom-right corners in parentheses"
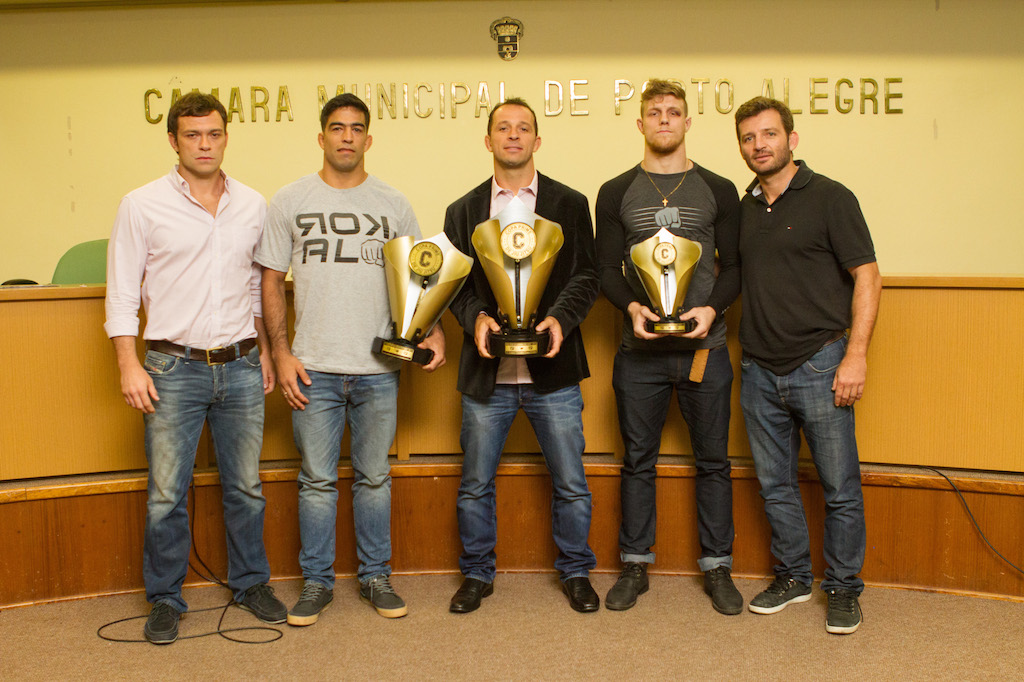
top-left (96, 602), bottom-right (282, 644)
top-left (921, 466), bottom-right (1024, 576)
top-left (95, 480), bottom-right (285, 644)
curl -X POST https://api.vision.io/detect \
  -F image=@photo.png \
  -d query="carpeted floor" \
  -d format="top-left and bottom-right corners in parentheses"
top-left (1, 574), bottom-right (1021, 680)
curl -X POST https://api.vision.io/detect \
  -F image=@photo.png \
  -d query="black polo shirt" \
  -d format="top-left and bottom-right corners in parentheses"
top-left (738, 161), bottom-right (876, 375)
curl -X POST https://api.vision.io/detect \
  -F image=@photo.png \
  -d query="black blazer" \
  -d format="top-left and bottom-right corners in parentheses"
top-left (443, 173), bottom-right (599, 398)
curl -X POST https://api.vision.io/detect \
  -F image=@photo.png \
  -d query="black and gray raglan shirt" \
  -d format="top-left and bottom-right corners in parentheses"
top-left (595, 162), bottom-right (741, 352)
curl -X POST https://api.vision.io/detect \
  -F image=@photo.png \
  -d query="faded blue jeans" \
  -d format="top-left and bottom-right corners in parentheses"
top-left (293, 370), bottom-right (398, 587)
top-left (740, 336), bottom-right (866, 593)
top-left (143, 343), bottom-right (270, 612)
top-left (458, 384), bottom-right (596, 583)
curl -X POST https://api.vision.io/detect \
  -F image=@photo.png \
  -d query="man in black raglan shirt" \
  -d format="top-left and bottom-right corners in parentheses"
top-left (595, 78), bottom-right (743, 615)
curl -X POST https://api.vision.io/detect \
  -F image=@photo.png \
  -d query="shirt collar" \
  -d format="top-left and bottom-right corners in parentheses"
top-left (171, 165), bottom-right (230, 197)
top-left (747, 160), bottom-right (811, 197)
top-left (490, 171), bottom-right (539, 203)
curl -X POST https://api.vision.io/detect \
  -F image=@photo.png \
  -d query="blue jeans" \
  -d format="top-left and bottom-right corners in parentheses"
top-left (293, 370), bottom-right (398, 587)
top-left (142, 343), bottom-right (270, 612)
top-left (613, 346), bottom-right (735, 571)
top-left (740, 336), bottom-right (866, 593)
top-left (458, 384), bottom-right (596, 583)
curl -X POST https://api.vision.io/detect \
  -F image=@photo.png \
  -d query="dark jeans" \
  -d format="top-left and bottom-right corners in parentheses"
top-left (612, 345), bottom-right (734, 570)
top-left (740, 337), bottom-right (866, 593)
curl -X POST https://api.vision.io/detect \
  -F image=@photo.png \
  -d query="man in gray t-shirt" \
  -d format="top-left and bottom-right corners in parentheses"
top-left (256, 94), bottom-right (444, 627)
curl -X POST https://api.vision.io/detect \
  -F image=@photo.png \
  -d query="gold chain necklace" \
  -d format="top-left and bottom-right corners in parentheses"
top-left (643, 164), bottom-right (689, 207)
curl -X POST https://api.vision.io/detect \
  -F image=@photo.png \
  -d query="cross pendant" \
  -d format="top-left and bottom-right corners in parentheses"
top-left (662, 199), bottom-right (668, 207)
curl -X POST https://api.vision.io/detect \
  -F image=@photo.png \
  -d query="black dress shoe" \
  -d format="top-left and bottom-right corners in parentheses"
top-left (449, 577), bottom-right (493, 613)
top-left (562, 576), bottom-right (600, 613)
top-left (605, 562), bottom-right (649, 611)
top-left (704, 566), bottom-right (743, 615)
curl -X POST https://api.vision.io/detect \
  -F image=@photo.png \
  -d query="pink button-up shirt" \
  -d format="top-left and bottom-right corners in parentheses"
top-left (104, 167), bottom-right (266, 349)
top-left (489, 173), bottom-right (539, 385)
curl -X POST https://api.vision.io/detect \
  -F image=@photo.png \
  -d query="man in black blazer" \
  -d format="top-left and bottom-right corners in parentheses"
top-left (443, 98), bottom-right (600, 614)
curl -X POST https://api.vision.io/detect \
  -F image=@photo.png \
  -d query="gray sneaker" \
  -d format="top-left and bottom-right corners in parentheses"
top-left (825, 589), bottom-right (863, 634)
top-left (748, 575), bottom-right (812, 614)
top-left (359, 575), bottom-right (408, 618)
top-left (236, 583), bottom-right (287, 624)
top-left (287, 581), bottom-right (333, 626)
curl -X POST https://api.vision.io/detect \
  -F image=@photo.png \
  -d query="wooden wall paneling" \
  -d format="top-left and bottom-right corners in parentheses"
top-left (260, 288), bottom-right (299, 462)
top-left (859, 287), bottom-right (1024, 470)
top-left (576, 298), bottom-right (624, 455)
top-left (3, 279), bottom-right (1024, 481)
top-left (390, 472), bottom-right (461, 572)
top-left (0, 295), bottom-right (147, 479)
top-left (0, 490), bottom-right (147, 606)
top-left (0, 496), bottom-right (44, 604)
top-left (861, 482), bottom-right (1024, 595)
top-left (261, 385), bottom-right (297, 462)
top-left (398, 312), bottom-right (463, 457)
top-left (2, 464), bottom-right (1023, 607)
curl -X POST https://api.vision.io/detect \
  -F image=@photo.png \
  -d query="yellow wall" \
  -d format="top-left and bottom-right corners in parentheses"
top-left (1, 0), bottom-right (1022, 283)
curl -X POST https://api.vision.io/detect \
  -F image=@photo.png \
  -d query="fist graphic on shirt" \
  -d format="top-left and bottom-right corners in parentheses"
top-left (361, 238), bottom-right (385, 266)
top-left (655, 206), bottom-right (681, 230)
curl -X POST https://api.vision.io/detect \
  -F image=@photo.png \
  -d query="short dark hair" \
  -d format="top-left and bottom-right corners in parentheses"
top-left (641, 78), bottom-right (687, 116)
top-left (320, 93), bottom-right (371, 131)
top-left (734, 96), bottom-right (795, 140)
top-left (487, 97), bottom-right (538, 135)
top-left (167, 92), bottom-right (227, 136)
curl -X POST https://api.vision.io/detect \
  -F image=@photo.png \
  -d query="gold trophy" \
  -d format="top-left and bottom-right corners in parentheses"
top-left (630, 227), bottom-right (703, 334)
top-left (471, 199), bottom-right (564, 357)
top-left (372, 233), bottom-right (473, 364)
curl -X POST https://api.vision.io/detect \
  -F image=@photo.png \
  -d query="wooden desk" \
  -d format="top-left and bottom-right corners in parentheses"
top-left (1, 278), bottom-right (1022, 480)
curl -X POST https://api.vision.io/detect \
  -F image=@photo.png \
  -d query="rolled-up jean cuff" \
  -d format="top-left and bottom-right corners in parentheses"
top-left (621, 552), bottom-right (655, 564)
top-left (698, 555), bottom-right (733, 572)
top-left (561, 571), bottom-right (590, 582)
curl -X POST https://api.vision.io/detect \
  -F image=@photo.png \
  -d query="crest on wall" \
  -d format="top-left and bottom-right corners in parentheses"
top-left (490, 17), bottom-right (524, 61)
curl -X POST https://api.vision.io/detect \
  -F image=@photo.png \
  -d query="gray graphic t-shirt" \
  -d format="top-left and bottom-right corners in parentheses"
top-left (256, 173), bottom-right (421, 374)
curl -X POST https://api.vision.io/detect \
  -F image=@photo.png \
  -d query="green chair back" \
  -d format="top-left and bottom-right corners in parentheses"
top-left (52, 239), bottom-right (109, 285)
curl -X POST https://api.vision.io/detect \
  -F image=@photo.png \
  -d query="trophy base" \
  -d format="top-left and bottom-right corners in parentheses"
top-left (372, 337), bottom-right (434, 365)
top-left (487, 330), bottom-right (551, 358)
top-left (645, 318), bottom-right (697, 334)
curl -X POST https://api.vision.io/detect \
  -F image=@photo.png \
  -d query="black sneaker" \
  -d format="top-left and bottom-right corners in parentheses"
top-left (826, 588), bottom-right (863, 634)
top-left (143, 602), bottom-right (182, 645)
top-left (287, 581), bottom-right (334, 627)
top-left (748, 575), bottom-right (812, 614)
top-left (359, 575), bottom-right (408, 618)
top-left (236, 583), bottom-right (287, 624)
top-left (703, 566), bottom-right (743, 615)
top-left (605, 562), bottom-right (649, 611)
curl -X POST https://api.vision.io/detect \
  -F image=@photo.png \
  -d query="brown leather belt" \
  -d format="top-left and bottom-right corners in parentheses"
top-left (147, 338), bottom-right (258, 365)
top-left (689, 348), bottom-right (710, 383)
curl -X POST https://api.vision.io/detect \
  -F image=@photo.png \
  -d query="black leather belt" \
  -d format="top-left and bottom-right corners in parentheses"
top-left (147, 338), bottom-right (258, 365)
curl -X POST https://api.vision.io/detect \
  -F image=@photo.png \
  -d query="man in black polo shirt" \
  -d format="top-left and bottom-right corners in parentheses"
top-left (734, 96), bottom-right (881, 635)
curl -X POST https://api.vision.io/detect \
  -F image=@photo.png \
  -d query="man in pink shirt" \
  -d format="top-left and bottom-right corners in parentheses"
top-left (105, 93), bottom-right (285, 644)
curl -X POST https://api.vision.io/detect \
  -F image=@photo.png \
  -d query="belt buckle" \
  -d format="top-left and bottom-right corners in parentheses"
top-left (205, 346), bottom-right (229, 365)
